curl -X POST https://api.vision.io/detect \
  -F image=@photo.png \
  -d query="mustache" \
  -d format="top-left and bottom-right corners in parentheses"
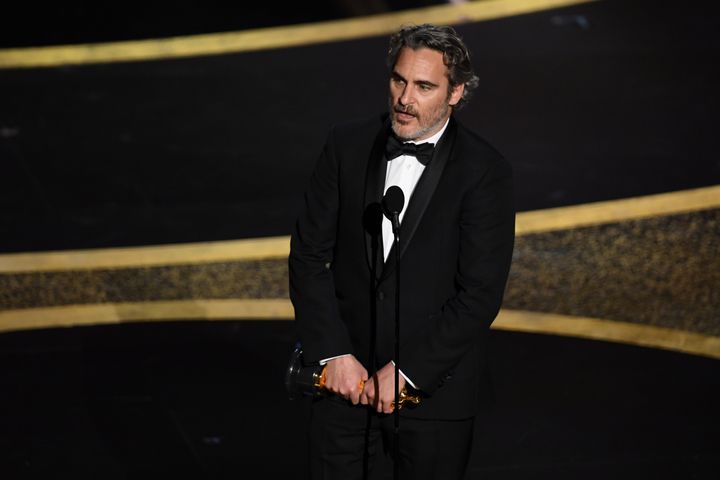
top-left (393, 105), bottom-right (417, 117)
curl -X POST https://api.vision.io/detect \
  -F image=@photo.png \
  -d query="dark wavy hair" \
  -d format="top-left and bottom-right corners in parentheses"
top-left (386, 24), bottom-right (479, 109)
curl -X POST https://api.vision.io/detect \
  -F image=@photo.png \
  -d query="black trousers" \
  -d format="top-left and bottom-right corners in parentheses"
top-left (307, 396), bottom-right (475, 480)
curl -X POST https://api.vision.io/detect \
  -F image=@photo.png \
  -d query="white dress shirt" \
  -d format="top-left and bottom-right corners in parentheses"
top-left (382, 119), bottom-right (449, 261)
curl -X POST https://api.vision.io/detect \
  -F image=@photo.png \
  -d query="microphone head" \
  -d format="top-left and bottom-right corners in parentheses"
top-left (382, 185), bottom-right (405, 220)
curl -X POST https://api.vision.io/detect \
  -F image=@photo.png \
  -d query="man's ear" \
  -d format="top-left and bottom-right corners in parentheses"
top-left (449, 83), bottom-right (465, 107)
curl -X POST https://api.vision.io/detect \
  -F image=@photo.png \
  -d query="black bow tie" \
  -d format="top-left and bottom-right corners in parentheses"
top-left (385, 135), bottom-right (435, 166)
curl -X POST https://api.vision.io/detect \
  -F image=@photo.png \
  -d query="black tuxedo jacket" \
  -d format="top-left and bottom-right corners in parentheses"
top-left (289, 113), bottom-right (515, 419)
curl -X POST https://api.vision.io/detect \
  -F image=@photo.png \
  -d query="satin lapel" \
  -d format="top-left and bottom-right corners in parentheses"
top-left (381, 117), bottom-right (457, 280)
top-left (363, 119), bottom-right (391, 275)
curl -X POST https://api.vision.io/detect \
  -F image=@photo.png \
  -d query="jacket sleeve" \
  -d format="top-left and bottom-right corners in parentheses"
top-left (288, 127), bottom-right (354, 364)
top-left (402, 158), bottom-right (515, 394)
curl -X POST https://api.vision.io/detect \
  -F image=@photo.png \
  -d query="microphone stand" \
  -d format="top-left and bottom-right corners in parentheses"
top-left (391, 212), bottom-right (401, 480)
top-left (382, 185), bottom-right (405, 480)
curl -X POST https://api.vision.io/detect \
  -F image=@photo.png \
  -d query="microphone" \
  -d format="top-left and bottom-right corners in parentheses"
top-left (382, 184), bottom-right (406, 480)
top-left (382, 185), bottom-right (405, 234)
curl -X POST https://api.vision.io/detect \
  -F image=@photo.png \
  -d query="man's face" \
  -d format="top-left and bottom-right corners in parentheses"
top-left (389, 47), bottom-right (464, 141)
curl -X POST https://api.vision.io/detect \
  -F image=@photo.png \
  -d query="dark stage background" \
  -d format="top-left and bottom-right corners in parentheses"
top-left (1, 0), bottom-right (719, 252)
top-left (1, 1), bottom-right (719, 478)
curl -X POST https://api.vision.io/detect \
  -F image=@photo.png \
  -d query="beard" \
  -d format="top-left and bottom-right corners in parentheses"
top-left (389, 97), bottom-right (451, 141)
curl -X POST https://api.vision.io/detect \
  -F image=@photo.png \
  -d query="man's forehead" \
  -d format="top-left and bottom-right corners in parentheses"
top-left (395, 47), bottom-right (449, 76)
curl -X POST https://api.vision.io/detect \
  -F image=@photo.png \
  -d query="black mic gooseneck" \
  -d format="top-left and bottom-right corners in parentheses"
top-left (382, 185), bottom-right (404, 480)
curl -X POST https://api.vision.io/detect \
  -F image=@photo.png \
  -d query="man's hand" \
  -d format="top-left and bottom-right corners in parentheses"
top-left (359, 362), bottom-right (406, 414)
top-left (323, 355), bottom-right (368, 405)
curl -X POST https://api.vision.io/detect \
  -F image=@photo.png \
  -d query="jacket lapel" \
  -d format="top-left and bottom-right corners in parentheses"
top-left (363, 117), bottom-right (391, 276)
top-left (381, 117), bottom-right (457, 280)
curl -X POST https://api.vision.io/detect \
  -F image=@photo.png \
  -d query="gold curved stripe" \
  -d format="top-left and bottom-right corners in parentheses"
top-left (0, 235), bottom-right (289, 273)
top-left (0, 0), bottom-right (596, 69)
top-left (0, 302), bottom-right (717, 359)
top-left (516, 184), bottom-right (720, 235)
top-left (0, 184), bottom-right (717, 273)
top-left (494, 310), bottom-right (720, 360)
top-left (0, 299), bottom-right (294, 332)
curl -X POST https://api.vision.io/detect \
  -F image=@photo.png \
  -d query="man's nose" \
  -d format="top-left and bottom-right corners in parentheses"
top-left (399, 86), bottom-right (414, 106)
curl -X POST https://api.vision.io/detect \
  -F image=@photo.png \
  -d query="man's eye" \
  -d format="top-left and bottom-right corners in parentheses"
top-left (419, 84), bottom-right (431, 91)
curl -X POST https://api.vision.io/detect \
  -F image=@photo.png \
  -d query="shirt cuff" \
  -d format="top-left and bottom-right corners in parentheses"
top-left (391, 360), bottom-right (418, 390)
top-left (319, 353), bottom-right (350, 365)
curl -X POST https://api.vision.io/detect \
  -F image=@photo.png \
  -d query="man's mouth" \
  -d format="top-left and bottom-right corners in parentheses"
top-left (394, 109), bottom-right (416, 122)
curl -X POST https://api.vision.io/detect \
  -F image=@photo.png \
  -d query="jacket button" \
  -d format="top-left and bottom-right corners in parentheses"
top-left (377, 291), bottom-right (385, 301)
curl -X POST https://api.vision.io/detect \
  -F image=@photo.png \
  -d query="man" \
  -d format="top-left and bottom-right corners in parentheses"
top-left (289, 24), bottom-right (515, 480)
